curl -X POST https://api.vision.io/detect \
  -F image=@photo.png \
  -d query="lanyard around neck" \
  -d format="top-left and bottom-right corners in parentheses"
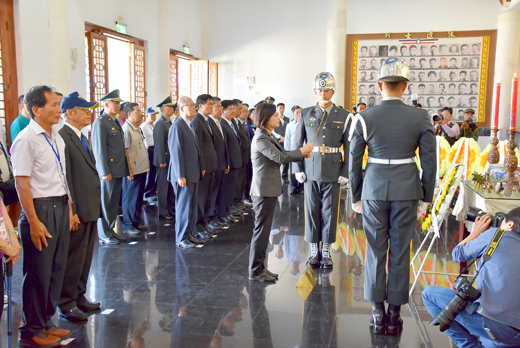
top-left (43, 133), bottom-right (63, 174)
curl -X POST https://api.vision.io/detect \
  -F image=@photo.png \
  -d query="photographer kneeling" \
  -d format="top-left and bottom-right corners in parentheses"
top-left (423, 208), bottom-right (520, 347)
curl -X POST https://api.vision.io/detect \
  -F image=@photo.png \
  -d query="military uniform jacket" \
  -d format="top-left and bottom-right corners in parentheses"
top-left (293, 103), bottom-right (351, 183)
top-left (192, 113), bottom-right (217, 174)
top-left (91, 112), bottom-right (129, 178)
top-left (349, 99), bottom-right (436, 203)
top-left (153, 115), bottom-right (172, 166)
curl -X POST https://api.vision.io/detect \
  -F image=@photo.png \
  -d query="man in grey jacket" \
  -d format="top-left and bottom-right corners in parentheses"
top-left (349, 58), bottom-right (436, 335)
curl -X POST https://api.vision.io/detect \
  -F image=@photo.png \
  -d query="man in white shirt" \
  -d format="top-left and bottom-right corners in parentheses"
top-left (285, 105), bottom-right (303, 195)
top-left (11, 85), bottom-right (76, 347)
top-left (140, 107), bottom-right (157, 203)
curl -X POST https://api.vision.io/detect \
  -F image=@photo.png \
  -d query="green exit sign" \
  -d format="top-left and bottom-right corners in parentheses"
top-left (116, 22), bottom-right (127, 34)
top-left (183, 45), bottom-right (190, 54)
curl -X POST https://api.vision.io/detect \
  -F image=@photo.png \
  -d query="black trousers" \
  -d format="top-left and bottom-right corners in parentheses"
top-left (290, 173), bottom-right (303, 193)
top-left (19, 199), bottom-right (70, 339)
top-left (156, 166), bottom-right (174, 216)
top-left (173, 181), bottom-right (198, 243)
top-left (195, 172), bottom-right (214, 233)
top-left (144, 146), bottom-right (157, 198)
top-left (304, 180), bottom-right (340, 244)
top-left (97, 177), bottom-right (122, 239)
top-left (233, 165), bottom-right (246, 206)
top-left (249, 196), bottom-right (277, 277)
top-left (362, 199), bottom-right (418, 305)
top-left (59, 220), bottom-right (97, 311)
top-left (122, 172), bottom-right (147, 230)
top-left (243, 162), bottom-right (253, 200)
top-left (282, 163), bottom-right (289, 180)
top-left (209, 170), bottom-right (224, 222)
top-left (218, 168), bottom-right (238, 218)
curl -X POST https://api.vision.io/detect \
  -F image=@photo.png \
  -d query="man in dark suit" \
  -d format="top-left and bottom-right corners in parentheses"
top-left (168, 96), bottom-right (203, 248)
top-left (91, 89), bottom-right (129, 245)
top-left (192, 94), bottom-right (218, 240)
top-left (218, 100), bottom-right (243, 224)
top-left (293, 73), bottom-right (351, 270)
top-left (232, 99), bottom-right (249, 214)
top-left (153, 96), bottom-right (175, 220)
top-left (349, 58), bottom-right (436, 335)
top-left (274, 103), bottom-right (291, 183)
top-left (207, 97), bottom-right (230, 230)
top-left (58, 92), bottom-right (102, 322)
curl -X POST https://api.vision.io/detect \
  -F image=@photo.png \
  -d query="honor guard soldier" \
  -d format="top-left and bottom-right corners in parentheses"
top-left (92, 89), bottom-right (129, 245)
top-left (348, 58), bottom-right (436, 335)
top-left (293, 72), bottom-right (351, 269)
top-left (153, 96), bottom-right (175, 220)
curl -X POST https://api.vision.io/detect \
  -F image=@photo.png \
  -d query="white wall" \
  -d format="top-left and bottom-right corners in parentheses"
top-left (14, 0), bottom-right (204, 107)
top-left (346, 0), bottom-right (502, 34)
top-left (208, 0), bottom-right (333, 113)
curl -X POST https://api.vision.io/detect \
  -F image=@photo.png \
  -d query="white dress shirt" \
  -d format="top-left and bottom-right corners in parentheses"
top-left (10, 119), bottom-right (67, 198)
top-left (140, 121), bottom-right (154, 147)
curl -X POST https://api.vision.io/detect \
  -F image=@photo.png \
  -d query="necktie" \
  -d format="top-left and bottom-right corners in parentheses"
top-left (230, 121), bottom-right (238, 138)
top-left (215, 119), bottom-right (224, 138)
top-left (205, 119), bottom-right (213, 135)
top-left (81, 133), bottom-right (92, 158)
top-left (242, 121), bottom-right (247, 133)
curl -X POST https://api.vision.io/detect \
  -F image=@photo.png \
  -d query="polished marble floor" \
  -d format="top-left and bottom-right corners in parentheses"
top-left (0, 185), bottom-right (457, 347)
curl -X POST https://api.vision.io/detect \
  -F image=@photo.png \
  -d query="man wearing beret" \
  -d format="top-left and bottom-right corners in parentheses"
top-left (460, 108), bottom-right (479, 141)
top-left (58, 92), bottom-right (101, 322)
top-left (91, 89), bottom-right (130, 245)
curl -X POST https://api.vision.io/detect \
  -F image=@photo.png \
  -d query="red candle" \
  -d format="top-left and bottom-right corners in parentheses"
top-left (492, 82), bottom-right (501, 130)
top-left (511, 74), bottom-right (518, 131)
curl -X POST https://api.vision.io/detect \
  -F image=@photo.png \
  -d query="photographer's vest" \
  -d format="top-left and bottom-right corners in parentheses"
top-left (436, 122), bottom-right (459, 146)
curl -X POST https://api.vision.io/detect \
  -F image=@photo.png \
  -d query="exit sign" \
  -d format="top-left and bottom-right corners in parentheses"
top-left (116, 22), bottom-right (127, 34)
top-left (183, 45), bottom-right (190, 54)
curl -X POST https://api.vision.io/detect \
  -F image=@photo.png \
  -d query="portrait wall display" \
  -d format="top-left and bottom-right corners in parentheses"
top-left (346, 31), bottom-right (497, 126)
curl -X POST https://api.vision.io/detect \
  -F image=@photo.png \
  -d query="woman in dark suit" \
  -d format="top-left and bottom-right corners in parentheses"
top-left (248, 103), bottom-right (314, 282)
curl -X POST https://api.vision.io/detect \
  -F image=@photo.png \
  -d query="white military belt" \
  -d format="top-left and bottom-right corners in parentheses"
top-left (312, 146), bottom-right (341, 154)
top-left (367, 157), bottom-right (416, 165)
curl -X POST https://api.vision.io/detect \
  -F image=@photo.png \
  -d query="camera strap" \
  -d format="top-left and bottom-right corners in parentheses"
top-left (482, 228), bottom-right (506, 263)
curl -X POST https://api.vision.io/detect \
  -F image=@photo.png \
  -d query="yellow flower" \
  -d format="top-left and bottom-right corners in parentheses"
top-left (447, 139), bottom-right (481, 179)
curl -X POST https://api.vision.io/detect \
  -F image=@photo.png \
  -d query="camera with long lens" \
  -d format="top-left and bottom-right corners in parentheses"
top-left (430, 276), bottom-right (481, 332)
top-left (432, 115), bottom-right (441, 122)
top-left (466, 207), bottom-right (506, 228)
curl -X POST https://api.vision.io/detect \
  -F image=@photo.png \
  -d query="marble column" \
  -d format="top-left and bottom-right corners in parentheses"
top-left (327, 0), bottom-right (347, 107)
top-left (159, 0), bottom-right (171, 97)
top-left (494, 12), bottom-right (520, 137)
top-left (48, 0), bottom-right (69, 94)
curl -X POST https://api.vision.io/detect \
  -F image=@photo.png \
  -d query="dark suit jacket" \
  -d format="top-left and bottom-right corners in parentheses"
top-left (153, 115), bottom-right (172, 166)
top-left (220, 118), bottom-right (243, 169)
top-left (168, 118), bottom-right (201, 184)
top-left (191, 113), bottom-right (217, 174)
top-left (234, 118), bottom-right (251, 166)
top-left (59, 124), bottom-right (101, 222)
top-left (293, 104), bottom-right (351, 182)
top-left (207, 117), bottom-right (229, 172)
top-left (91, 112), bottom-right (129, 178)
top-left (250, 129), bottom-right (303, 197)
top-left (349, 99), bottom-right (436, 202)
top-left (274, 116), bottom-right (290, 138)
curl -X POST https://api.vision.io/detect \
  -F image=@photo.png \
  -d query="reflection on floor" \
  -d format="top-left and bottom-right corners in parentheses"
top-left (0, 185), bottom-right (455, 347)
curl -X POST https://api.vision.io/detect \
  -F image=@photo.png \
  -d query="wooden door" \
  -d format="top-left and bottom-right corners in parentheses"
top-left (86, 32), bottom-right (108, 120)
top-left (132, 43), bottom-right (146, 110)
top-left (209, 62), bottom-right (218, 97)
top-left (0, 0), bottom-right (17, 145)
top-left (169, 53), bottom-right (179, 103)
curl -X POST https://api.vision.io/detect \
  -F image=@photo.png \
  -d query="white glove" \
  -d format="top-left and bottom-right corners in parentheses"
top-left (295, 172), bottom-right (307, 183)
top-left (418, 200), bottom-right (429, 214)
top-left (338, 176), bottom-right (349, 185)
top-left (352, 201), bottom-right (362, 214)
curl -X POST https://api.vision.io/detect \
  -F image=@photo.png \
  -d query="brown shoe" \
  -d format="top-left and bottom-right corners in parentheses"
top-left (19, 332), bottom-right (61, 347)
top-left (45, 326), bottom-right (71, 339)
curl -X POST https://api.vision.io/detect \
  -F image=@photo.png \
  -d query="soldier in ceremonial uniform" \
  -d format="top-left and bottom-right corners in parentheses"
top-left (92, 89), bottom-right (129, 245)
top-left (349, 58), bottom-right (436, 335)
top-left (153, 96), bottom-right (175, 220)
top-left (293, 72), bottom-right (351, 269)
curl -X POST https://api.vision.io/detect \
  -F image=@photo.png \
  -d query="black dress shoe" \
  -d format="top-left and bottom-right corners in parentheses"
top-left (123, 227), bottom-right (140, 236)
top-left (188, 236), bottom-right (206, 245)
top-left (176, 240), bottom-right (196, 249)
top-left (386, 304), bottom-right (403, 335)
top-left (59, 306), bottom-right (88, 322)
top-left (321, 256), bottom-right (333, 269)
top-left (194, 231), bottom-right (212, 240)
top-left (290, 189), bottom-right (298, 195)
top-left (77, 300), bottom-right (101, 312)
top-left (99, 237), bottom-right (119, 245)
top-left (136, 225), bottom-right (148, 232)
top-left (264, 269), bottom-right (279, 279)
top-left (215, 220), bottom-right (230, 228)
top-left (159, 214), bottom-right (174, 220)
top-left (306, 254), bottom-right (320, 268)
top-left (207, 222), bottom-right (221, 231)
top-left (226, 215), bottom-right (239, 223)
top-left (113, 234), bottom-right (127, 242)
top-left (203, 229), bottom-right (218, 237)
top-left (370, 302), bottom-right (387, 335)
top-left (249, 270), bottom-right (277, 282)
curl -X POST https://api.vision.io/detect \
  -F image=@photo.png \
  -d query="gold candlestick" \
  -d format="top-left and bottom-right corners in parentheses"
top-left (501, 131), bottom-right (519, 197)
top-left (488, 129), bottom-right (500, 164)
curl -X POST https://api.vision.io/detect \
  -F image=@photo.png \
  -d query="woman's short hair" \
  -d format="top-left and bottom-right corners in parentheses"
top-left (254, 103), bottom-right (276, 130)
